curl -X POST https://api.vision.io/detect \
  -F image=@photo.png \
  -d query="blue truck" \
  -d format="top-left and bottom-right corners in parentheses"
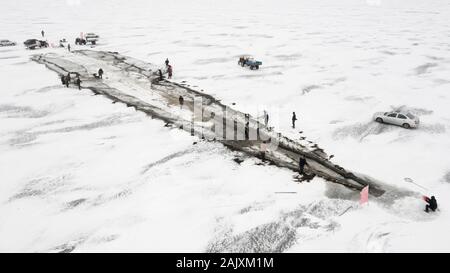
top-left (238, 56), bottom-right (262, 70)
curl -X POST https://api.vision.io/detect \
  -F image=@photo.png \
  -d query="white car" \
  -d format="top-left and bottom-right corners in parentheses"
top-left (84, 33), bottom-right (99, 45)
top-left (373, 111), bottom-right (419, 129)
top-left (0, 39), bottom-right (16, 46)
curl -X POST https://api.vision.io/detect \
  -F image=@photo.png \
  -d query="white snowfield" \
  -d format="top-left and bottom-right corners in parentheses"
top-left (1, 0), bottom-right (450, 252)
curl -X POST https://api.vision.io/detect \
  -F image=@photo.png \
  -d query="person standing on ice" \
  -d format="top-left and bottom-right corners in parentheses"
top-left (167, 65), bottom-right (173, 79)
top-left (68, 43), bottom-right (71, 52)
top-left (299, 155), bottom-right (307, 174)
top-left (41, 30), bottom-right (45, 37)
top-left (158, 69), bottom-right (163, 81)
top-left (424, 196), bottom-right (438, 213)
top-left (260, 141), bottom-right (267, 162)
top-left (65, 73), bottom-right (71, 88)
top-left (76, 76), bottom-right (82, 90)
top-left (165, 58), bottom-right (169, 66)
top-left (292, 112), bottom-right (297, 128)
top-left (60, 75), bottom-right (66, 86)
top-left (245, 121), bottom-right (249, 140)
top-left (179, 95), bottom-right (184, 109)
top-left (256, 121), bottom-right (261, 140)
top-left (98, 68), bottom-right (104, 79)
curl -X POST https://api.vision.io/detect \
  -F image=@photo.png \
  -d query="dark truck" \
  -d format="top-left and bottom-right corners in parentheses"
top-left (75, 33), bottom-right (99, 45)
top-left (24, 39), bottom-right (48, 50)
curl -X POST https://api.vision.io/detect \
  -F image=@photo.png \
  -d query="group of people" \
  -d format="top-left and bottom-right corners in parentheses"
top-left (159, 58), bottom-right (173, 80)
top-left (60, 68), bottom-right (103, 89)
top-left (261, 111), bottom-right (298, 129)
top-left (42, 30), bottom-right (72, 51)
top-left (60, 73), bottom-right (81, 89)
top-left (158, 58), bottom-right (174, 81)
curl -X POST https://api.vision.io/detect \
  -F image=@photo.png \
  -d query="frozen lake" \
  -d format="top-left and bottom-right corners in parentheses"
top-left (1, 0), bottom-right (450, 252)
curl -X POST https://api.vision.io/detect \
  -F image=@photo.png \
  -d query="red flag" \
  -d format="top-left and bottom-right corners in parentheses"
top-left (360, 185), bottom-right (369, 205)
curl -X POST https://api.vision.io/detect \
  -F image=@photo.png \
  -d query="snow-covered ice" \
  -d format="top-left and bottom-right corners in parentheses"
top-left (1, 0), bottom-right (450, 252)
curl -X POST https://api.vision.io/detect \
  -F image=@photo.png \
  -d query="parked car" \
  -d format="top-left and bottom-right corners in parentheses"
top-left (373, 111), bottom-right (419, 129)
top-left (0, 39), bottom-right (16, 47)
top-left (24, 39), bottom-right (48, 50)
top-left (238, 55), bottom-right (262, 70)
top-left (84, 33), bottom-right (99, 45)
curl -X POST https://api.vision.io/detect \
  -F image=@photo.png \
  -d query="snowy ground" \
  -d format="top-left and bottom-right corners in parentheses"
top-left (1, 0), bottom-right (450, 252)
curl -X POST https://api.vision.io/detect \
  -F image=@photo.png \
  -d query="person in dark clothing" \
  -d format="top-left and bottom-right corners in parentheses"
top-left (299, 156), bottom-right (307, 174)
top-left (425, 196), bottom-right (438, 212)
top-left (165, 58), bottom-right (169, 66)
top-left (179, 95), bottom-right (184, 108)
top-left (260, 141), bottom-right (267, 162)
top-left (41, 30), bottom-right (45, 37)
top-left (68, 43), bottom-right (71, 52)
top-left (60, 75), bottom-right (66, 85)
top-left (98, 68), bottom-right (104, 79)
top-left (65, 73), bottom-right (71, 88)
top-left (256, 121), bottom-right (261, 140)
top-left (239, 57), bottom-right (245, 66)
top-left (167, 65), bottom-right (173, 79)
top-left (244, 121), bottom-right (249, 140)
top-left (292, 112), bottom-right (298, 128)
top-left (76, 77), bottom-right (82, 90)
top-left (158, 69), bottom-right (163, 81)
